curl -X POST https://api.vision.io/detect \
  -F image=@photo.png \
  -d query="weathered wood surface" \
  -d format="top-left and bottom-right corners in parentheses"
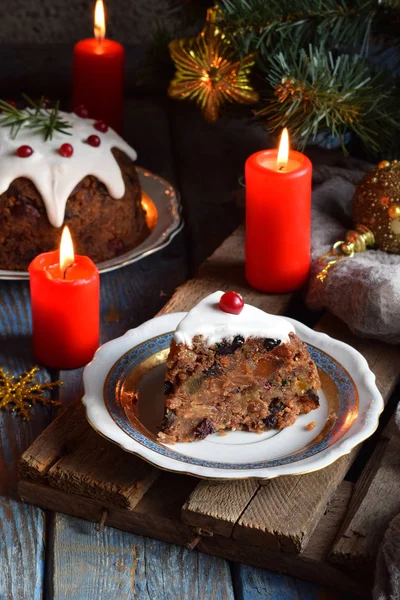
top-left (0, 497), bottom-right (45, 600)
top-left (182, 479), bottom-right (259, 538)
top-left (231, 563), bottom-right (346, 600)
top-left (19, 475), bottom-right (366, 595)
top-left (21, 401), bottom-right (158, 509)
top-left (330, 418), bottom-right (400, 570)
top-left (0, 282), bottom-right (51, 600)
top-left (199, 484), bottom-right (369, 597)
top-left (46, 513), bottom-right (235, 600)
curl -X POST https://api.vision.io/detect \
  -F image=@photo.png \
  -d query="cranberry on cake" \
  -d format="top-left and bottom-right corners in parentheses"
top-left (0, 100), bottom-right (148, 270)
top-left (159, 291), bottom-right (320, 443)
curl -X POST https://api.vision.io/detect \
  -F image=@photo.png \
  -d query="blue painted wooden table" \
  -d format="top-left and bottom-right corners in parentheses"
top-left (0, 98), bottom-right (358, 600)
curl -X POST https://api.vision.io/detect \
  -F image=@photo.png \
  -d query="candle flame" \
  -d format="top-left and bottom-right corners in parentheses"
top-left (277, 128), bottom-right (289, 170)
top-left (94, 0), bottom-right (106, 42)
top-left (60, 226), bottom-right (75, 273)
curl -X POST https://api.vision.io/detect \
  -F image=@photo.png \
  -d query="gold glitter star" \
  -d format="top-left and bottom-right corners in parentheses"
top-left (0, 366), bottom-right (62, 419)
top-left (168, 6), bottom-right (259, 122)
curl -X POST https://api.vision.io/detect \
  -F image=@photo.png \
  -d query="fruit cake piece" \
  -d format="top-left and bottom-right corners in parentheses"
top-left (158, 291), bottom-right (321, 443)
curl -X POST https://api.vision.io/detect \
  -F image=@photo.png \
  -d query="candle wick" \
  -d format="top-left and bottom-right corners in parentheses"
top-left (279, 165), bottom-right (286, 172)
top-left (63, 263), bottom-right (74, 280)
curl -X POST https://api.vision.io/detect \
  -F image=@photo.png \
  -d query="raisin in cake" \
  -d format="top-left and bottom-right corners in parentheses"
top-left (159, 291), bottom-right (320, 443)
top-left (0, 106), bottom-right (148, 270)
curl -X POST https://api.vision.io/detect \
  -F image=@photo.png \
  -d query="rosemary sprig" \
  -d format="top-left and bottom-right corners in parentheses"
top-left (0, 95), bottom-right (72, 141)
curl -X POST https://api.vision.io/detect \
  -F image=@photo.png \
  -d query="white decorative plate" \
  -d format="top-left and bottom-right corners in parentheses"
top-left (82, 312), bottom-right (383, 480)
top-left (0, 167), bottom-right (183, 280)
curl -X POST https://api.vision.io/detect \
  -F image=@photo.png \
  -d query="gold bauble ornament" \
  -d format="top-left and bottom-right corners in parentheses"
top-left (353, 160), bottom-right (400, 253)
top-left (168, 6), bottom-right (259, 123)
top-left (317, 159), bottom-right (400, 282)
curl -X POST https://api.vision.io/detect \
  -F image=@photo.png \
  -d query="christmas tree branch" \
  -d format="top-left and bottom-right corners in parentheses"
top-left (256, 45), bottom-right (400, 153)
top-left (218, 0), bottom-right (397, 58)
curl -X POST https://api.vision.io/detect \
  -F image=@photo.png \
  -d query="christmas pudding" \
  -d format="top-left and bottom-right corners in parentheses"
top-left (0, 100), bottom-right (148, 270)
top-left (159, 291), bottom-right (321, 443)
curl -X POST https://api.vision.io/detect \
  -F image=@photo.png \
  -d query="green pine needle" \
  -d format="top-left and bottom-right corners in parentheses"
top-left (217, 0), bottom-right (397, 58)
top-left (0, 95), bottom-right (72, 141)
top-left (257, 45), bottom-right (400, 153)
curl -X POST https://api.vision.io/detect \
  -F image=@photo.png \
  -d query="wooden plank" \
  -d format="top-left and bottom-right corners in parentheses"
top-left (0, 497), bottom-right (45, 600)
top-left (231, 563), bottom-right (340, 600)
top-left (19, 473), bottom-right (198, 547)
top-left (303, 482), bottom-right (354, 560)
top-left (46, 512), bottom-right (234, 600)
top-left (232, 313), bottom-right (400, 553)
top-left (21, 399), bottom-right (158, 510)
top-left (198, 483), bottom-right (369, 597)
top-left (19, 477), bottom-right (367, 595)
top-left (182, 480), bottom-right (259, 538)
top-left (19, 401), bottom-right (90, 482)
top-left (0, 282), bottom-right (54, 600)
top-left (330, 421), bottom-right (400, 570)
top-left (0, 282), bottom-right (54, 496)
top-left (46, 425), bottom-right (159, 509)
top-left (233, 463), bottom-right (354, 553)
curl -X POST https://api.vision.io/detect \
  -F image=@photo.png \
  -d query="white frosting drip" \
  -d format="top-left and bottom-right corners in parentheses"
top-left (174, 291), bottom-right (294, 347)
top-left (0, 110), bottom-right (137, 227)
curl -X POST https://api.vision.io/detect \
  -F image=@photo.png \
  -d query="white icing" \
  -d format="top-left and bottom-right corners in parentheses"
top-left (0, 110), bottom-right (137, 227)
top-left (174, 291), bottom-right (294, 347)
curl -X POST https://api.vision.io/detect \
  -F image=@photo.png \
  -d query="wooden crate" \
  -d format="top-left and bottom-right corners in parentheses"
top-left (18, 226), bottom-right (400, 597)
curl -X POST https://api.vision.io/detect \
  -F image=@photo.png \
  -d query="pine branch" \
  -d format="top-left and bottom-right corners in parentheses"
top-left (256, 45), bottom-right (400, 153)
top-left (217, 0), bottom-right (397, 58)
top-left (0, 96), bottom-right (72, 141)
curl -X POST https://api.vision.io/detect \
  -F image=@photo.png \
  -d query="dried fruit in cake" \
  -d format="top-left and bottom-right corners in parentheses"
top-left (158, 291), bottom-right (321, 443)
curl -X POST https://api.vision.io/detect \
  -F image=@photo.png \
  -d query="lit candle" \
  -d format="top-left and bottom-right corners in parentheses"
top-left (245, 129), bottom-right (312, 293)
top-left (29, 227), bottom-right (100, 369)
top-left (73, 0), bottom-right (124, 132)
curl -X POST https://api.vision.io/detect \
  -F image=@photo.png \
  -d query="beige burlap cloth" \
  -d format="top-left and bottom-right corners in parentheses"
top-left (306, 161), bottom-right (400, 344)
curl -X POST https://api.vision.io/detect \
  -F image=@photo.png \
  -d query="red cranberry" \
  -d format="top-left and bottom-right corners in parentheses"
top-left (6, 99), bottom-right (16, 108)
top-left (219, 291), bottom-right (244, 315)
top-left (74, 105), bottom-right (89, 118)
top-left (87, 135), bottom-right (101, 147)
top-left (94, 120), bottom-right (108, 133)
top-left (59, 143), bottom-right (74, 157)
top-left (16, 145), bottom-right (34, 158)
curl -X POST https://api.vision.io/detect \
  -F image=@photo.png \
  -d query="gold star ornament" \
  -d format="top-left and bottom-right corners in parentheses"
top-left (0, 366), bottom-right (62, 419)
top-left (168, 6), bottom-right (259, 122)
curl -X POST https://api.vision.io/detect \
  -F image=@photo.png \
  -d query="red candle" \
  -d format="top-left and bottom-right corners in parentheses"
top-left (29, 227), bottom-right (100, 369)
top-left (245, 129), bottom-right (312, 293)
top-left (73, 0), bottom-right (124, 132)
